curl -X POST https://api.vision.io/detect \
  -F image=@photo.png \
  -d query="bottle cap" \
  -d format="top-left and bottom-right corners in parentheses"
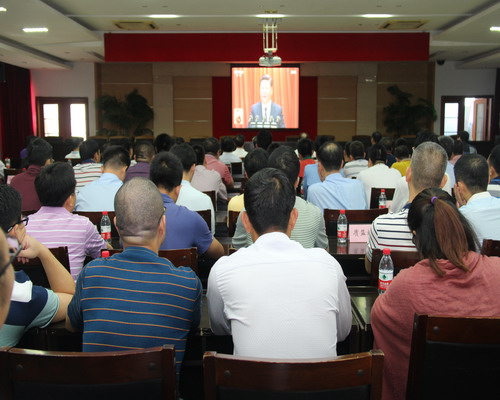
top-left (340, 209), bottom-right (346, 214)
top-left (102, 211), bottom-right (108, 215)
top-left (102, 250), bottom-right (110, 258)
top-left (381, 189), bottom-right (385, 193)
top-left (383, 248), bottom-right (391, 255)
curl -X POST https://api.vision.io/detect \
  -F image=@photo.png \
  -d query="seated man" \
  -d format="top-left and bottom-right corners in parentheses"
top-left (438, 135), bottom-right (456, 188)
top-left (232, 147), bottom-right (328, 250)
top-left (64, 137), bottom-right (82, 159)
top-left (487, 145), bottom-right (500, 197)
top-left (232, 134), bottom-right (248, 159)
top-left (391, 145), bottom-right (411, 177)
top-left (11, 138), bottom-right (53, 212)
top-left (343, 140), bottom-right (368, 179)
top-left (124, 141), bottom-right (155, 182)
top-left (171, 143), bottom-right (215, 233)
top-left (75, 145), bottom-right (130, 211)
top-left (0, 184), bottom-right (75, 346)
top-left (302, 135), bottom-right (334, 199)
top-left (191, 144), bottom-right (228, 201)
top-left (150, 152), bottom-right (224, 259)
top-left (27, 162), bottom-right (107, 279)
top-left (73, 139), bottom-right (102, 191)
top-left (219, 137), bottom-right (243, 165)
top-left (297, 138), bottom-right (316, 179)
top-left (203, 137), bottom-right (234, 190)
top-left (454, 154), bottom-right (500, 244)
top-left (308, 142), bottom-right (367, 211)
top-left (365, 142), bottom-right (448, 273)
top-left (67, 178), bottom-right (202, 373)
top-left (208, 168), bottom-right (351, 358)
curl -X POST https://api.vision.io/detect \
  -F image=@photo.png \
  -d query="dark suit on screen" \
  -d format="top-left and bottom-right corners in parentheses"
top-left (248, 101), bottom-right (285, 128)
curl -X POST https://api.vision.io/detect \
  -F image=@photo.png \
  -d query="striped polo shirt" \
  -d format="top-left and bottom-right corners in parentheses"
top-left (67, 246), bottom-right (202, 373)
top-left (73, 161), bottom-right (102, 191)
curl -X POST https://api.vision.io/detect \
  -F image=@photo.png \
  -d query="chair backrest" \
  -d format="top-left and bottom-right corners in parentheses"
top-left (203, 190), bottom-right (217, 211)
top-left (74, 211), bottom-right (119, 239)
top-left (196, 209), bottom-right (212, 231)
top-left (230, 162), bottom-right (243, 176)
top-left (227, 210), bottom-right (240, 237)
top-left (0, 345), bottom-right (177, 400)
top-left (369, 188), bottom-right (395, 209)
top-left (104, 247), bottom-right (198, 275)
top-left (12, 247), bottom-right (70, 288)
top-left (370, 248), bottom-right (421, 286)
top-left (481, 239), bottom-right (500, 256)
top-left (204, 350), bottom-right (383, 400)
top-left (324, 208), bottom-right (388, 236)
top-left (406, 314), bottom-right (500, 400)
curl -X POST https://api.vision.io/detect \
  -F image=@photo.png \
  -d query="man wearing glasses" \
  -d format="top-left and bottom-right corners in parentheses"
top-left (0, 184), bottom-right (75, 346)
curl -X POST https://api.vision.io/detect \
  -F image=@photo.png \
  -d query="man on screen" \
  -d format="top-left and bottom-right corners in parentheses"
top-left (248, 75), bottom-right (285, 128)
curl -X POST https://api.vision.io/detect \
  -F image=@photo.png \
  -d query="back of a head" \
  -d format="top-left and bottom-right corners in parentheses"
top-left (488, 145), bottom-right (500, 174)
top-left (113, 138), bottom-right (132, 152)
top-left (410, 142), bottom-right (447, 191)
top-left (170, 143), bottom-right (197, 172)
top-left (244, 148), bottom-right (269, 179)
top-left (394, 145), bottom-right (410, 160)
top-left (368, 144), bottom-right (387, 164)
top-left (35, 162), bottom-right (76, 207)
top-left (414, 130), bottom-right (438, 148)
top-left (114, 178), bottom-right (165, 241)
top-left (154, 133), bottom-right (173, 153)
top-left (267, 142), bottom-right (281, 156)
top-left (318, 142), bottom-right (343, 172)
top-left (268, 146), bottom-right (300, 189)
top-left (203, 137), bottom-right (220, 155)
top-left (458, 131), bottom-right (470, 143)
top-left (150, 151), bottom-right (183, 191)
top-left (27, 138), bottom-right (53, 166)
top-left (79, 139), bottom-right (99, 161)
top-left (221, 137), bottom-right (236, 153)
top-left (349, 141), bottom-right (365, 159)
top-left (0, 185), bottom-right (21, 232)
top-left (438, 136), bottom-right (453, 159)
top-left (408, 188), bottom-right (477, 276)
top-left (297, 138), bottom-right (313, 158)
top-left (102, 145), bottom-right (131, 170)
top-left (453, 139), bottom-right (464, 156)
top-left (134, 141), bottom-right (155, 162)
top-left (371, 131), bottom-right (382, 144)
top-left (234, 134), bottom-right (245, 148)
top-left (66, 137), bottom-right (83, 151)
top-left (395, 138), bottom-right (407, 148)
top-left (381, 136), bottom-right (394, 153)
top-left (192, 144), bottom-right (205, 166)
top-left (314, 135), bottom-right (334, 153)
top-left (454, 154), bottom-right (489, 194)
top-left (344, 141), bottom-right (352, 158)
top-left (256, 130), bottom-right (273, 150)
top-left (244, 168), bottom-right (295, 235)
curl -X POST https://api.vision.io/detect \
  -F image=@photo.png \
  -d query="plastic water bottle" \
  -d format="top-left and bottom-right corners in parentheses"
top-left (379, 189), bottom-right (387, 209)
top-left (4, 158), bottom-right (10, 168)
top-left (101, 250), bottom-right (110, 258)
top-left (100, 211), bottom-right (111, 244)
top-left (378, 248), bottom-right (394, 295)
top-left (337, 210), bottom-right (348, 244)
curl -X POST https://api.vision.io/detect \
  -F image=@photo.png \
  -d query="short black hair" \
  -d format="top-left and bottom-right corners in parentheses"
top-left (268, 146), bottom-right (300, 190)
top-left (192, 144), bottom-right (205, 166)
top-left (438, 136), bottom-right (453, 159)
top-left (244, 148), bottom-right (269, 178)
top-left (318, 142), bottom-right (343, 171)
top-left (244, 168), bottom-right (295, 235)
top-left (267, 142), bottom-right (281, 155)
top-left (368, 144), bottom-right (387, 163)
top-left (154, 133), bottom-right (173, 153)
top-left (0, 185), bottom-right (21, 231)
top-left (79, 139), bottom-right (100, 161)
top-left (150, 151), bottom-right (183, 191)
top-left (65, 137), bottom-right (83, 151)
top-left (458, 131), bottom-right (470, 143)
top-left (344, 141), bottom-right (352, 158)
top-left (221, 137), bottom-right (236, 153)
top-left (371, 131), bottom-right (382, 144)
top-left (349, 141), bottom-right (365, 159)
top-left (134, 141), bottom-right (155, 160)
top-left (314, 135), bottom-right (334, 152)
top-left (35, 162), bottom-right (76, 207)
top-left (395, 138), bottom-right (407, 147)
top-left (381, 137), bottom-right (394, 153)
top-left (170, 143), bottom-right (197, 172)
top-left (395, 145), bottom-right (410, 159)
top-left (27, 138), bottom-right (53, 166)
top-left (112, 137), bottom-right (132, 151)
top-left (453, 139), bottom-right (464, 156)
top-left (234, 134), bottom-right (245, 148)
top-left (174, 137), bottom-right (185, 145)
top-left (454, 154), bottom-right (489, 193)
top-left (102, 145), bottom-right (131, 169)
top-left (203, 137), bottom-right (220, 155)
top-left (414, 130), bottom-right (438, 147)
top-left (297, 138), bottom-right (313, 158)
top-left (488, 145), bottom-right (500, 174)
top-left (256, 130), bottom-right (273, 150)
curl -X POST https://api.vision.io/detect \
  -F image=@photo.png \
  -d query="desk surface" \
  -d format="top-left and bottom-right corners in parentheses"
top-left (349, 286), bottom-right (378, 331)
top-left (329, 239), bottom-right (367, 257)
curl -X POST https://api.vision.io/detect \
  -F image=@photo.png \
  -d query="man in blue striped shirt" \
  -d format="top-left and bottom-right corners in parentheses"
top-left (67, 178), bottom-right (202, 374)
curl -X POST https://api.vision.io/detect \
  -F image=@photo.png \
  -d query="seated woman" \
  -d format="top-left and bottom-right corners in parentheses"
top-left (371, 188), bottom-right (500, 400)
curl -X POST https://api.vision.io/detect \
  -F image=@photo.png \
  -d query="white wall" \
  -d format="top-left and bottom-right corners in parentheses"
top-left (31, 63), bottom-right (96, 136)
top-left (434, 62), bottom-right (496, 133)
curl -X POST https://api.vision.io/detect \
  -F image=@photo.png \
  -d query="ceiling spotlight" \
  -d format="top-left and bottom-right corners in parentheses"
top-left (23, 27), bottom-right (49, 33)
top-left (490, 26), bottom-right (500, 32)
top-left (362, 14), bottom-right (394, 18)
top-left (0, 7), bottom-right (7, 12)
top-left (148, 14), bottom-right (179, 18)
top-left (256, 13), bottom-right (285, 19)
top-left (258, 14), bottom-right (283, 67)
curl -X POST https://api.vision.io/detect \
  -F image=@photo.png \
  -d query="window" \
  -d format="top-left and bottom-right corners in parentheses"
top-left (36, 97), bottom-right (89, 138)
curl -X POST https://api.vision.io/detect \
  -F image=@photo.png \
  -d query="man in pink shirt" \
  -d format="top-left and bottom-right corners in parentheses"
top-left (191, 145), bottom-right (227, 201)
top-left (203, 137), bottom-right (234, 190)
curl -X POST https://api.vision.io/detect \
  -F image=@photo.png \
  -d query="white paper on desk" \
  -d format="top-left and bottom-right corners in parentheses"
top-left (349, 224), bottom-right (371, 243)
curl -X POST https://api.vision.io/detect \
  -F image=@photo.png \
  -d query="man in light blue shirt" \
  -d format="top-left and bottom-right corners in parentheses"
top-left (454, 154), bottom-right (500, 246)
top-left (75, 145), bottom-right (130, 211)
top-left (308, 142), bottom-right (367, 211)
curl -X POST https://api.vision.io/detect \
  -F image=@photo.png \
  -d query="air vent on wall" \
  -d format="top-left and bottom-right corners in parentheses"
top-left (113, 21), bottom-right (158, 30)
top-left (380, 20), bottom-right (427, 30)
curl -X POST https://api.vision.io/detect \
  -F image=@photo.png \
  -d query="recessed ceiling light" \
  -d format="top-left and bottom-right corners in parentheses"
top-left (490, 26), bottom-right (500, 32)
top-left (256, 13), bottom-right (285, 18)
top-left (23, 27), bottom-right (48, 33)
top-left (362, 14), bottom-right (394, 18)
top-left (148, 14), bottom-right (179, 18)
top-left (0, 7), bottom-right (7, 12)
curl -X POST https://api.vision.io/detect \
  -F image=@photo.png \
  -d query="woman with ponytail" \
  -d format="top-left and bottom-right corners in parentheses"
top-left (371, 188), bottom-right (500, 400)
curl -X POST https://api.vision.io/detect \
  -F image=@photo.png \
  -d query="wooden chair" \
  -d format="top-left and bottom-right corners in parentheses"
top-left (74, 211), bottom-right (119, 239)
top-left (203, 190), bottom-right (217, 211)
top-left (481, 239), bottom-right (500, 256)
top-left (196, 209), bottom-right (212, 230)
top-left (0, 345), bottom-right (177, 400)
top-left (104, 247), bottom-right (198, 275)
top-left (203, 350), bottom-right (384, 400)
top-left (230, 162), bottom-right (243, 176)
top-left (227, 210), bottom-right (240, 237)
top-left (369, 188), bottom-right (395, 209)
top-left (12, 246), bottom-right (70, 288)
top-left (406, 314), bottom-right (500, 400)
top-left (370, 248), bottom-right (421, 286)
top-left (324, 208), bottom-right (388, 236)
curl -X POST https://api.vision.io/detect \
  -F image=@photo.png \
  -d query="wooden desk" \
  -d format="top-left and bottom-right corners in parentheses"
top-left (349, 286), bottom-right (378, 352)
top-left (329, 239), bottom-right (370, 286)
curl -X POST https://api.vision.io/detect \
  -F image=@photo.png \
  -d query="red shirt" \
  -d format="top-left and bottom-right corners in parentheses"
top-left (10, 165), bottom-right (42, 212)
top-left (205, 154), bottom-right (233, 186)
top-left (299, 158), bottom-right (316, 178)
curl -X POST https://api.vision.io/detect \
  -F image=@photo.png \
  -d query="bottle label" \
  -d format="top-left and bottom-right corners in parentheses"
top-left (101, 231), bottom-right (111, 240)
top-left (337, 230), bottom-right (347, 239)
top-left (379, 204), bottom-right (387, 209)
top-left (378, 276), bottom-right (393, 291)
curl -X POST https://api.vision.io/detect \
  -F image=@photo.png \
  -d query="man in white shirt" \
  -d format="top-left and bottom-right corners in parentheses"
top-left (170, 143), bottom-right (215, 233)
top-left (343, 141), bottom-right (368, 179)
top-left (232, 134), bottom-right (248, 159)
top-left (219, 137), bottom-right (243, 165)
top-left (191, 144), bottom-right (228, 202)
top-left (208, 168), bottom-right (351, 359)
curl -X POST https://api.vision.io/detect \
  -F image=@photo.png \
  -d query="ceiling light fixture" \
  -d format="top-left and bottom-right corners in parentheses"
top-left (149, 14), bottom-right (179, 18)
top-left (258, 14), bottom-right (283, 67)
top-left (0, 7), bottom-right (7, 12)
top-left (256, 13), bottom-right (285, 19)
top-left (490, 26), bottom-right (500, 32)
top-left (362, 14), bottom-right (394, 18)
top-left (23, 27), bottom-right (48, 33)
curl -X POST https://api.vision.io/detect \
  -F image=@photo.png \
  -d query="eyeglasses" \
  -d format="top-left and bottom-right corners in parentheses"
top-left (7, 216), bottom-right (29, 233)
top-left (0, 237), bottom-right (21, 278)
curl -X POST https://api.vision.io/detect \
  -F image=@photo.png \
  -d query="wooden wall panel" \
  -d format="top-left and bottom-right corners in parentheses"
top-left (173, 77), bottom-right (212, 98)
top-left (318, 98), bottom-right (357, 120)
top-left (99, 64), bottom-right (153, 84)
top-left (173, 122), bottom-right (212, 139)
top-left (317, 121), bottom-right (356, 141)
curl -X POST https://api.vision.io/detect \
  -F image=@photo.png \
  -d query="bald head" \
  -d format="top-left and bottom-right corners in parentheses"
top-left (114, 178), bottom-right (164, 242)
top-left (410, 142), bottom-right (447, 192)
top-left (317, 142), bottom-right (343, 172)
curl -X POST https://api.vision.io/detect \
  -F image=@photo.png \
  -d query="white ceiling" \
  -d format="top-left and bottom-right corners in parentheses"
top-left (1, 0), bottom-right (500, 70)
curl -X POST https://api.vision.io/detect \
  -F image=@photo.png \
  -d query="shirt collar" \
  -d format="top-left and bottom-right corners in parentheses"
top-left (181, 180), bottom-right (192, 187)
top-left (491, 176), bottom-right (500, 184)
top-left (467, 191), bottom-right (492, 203)
top-left (161, 193), bottom-right (175, 204)
top-left (38, 206), bottom-right (72, 215)
top-left (81, 159), bottom-right (96, 164)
